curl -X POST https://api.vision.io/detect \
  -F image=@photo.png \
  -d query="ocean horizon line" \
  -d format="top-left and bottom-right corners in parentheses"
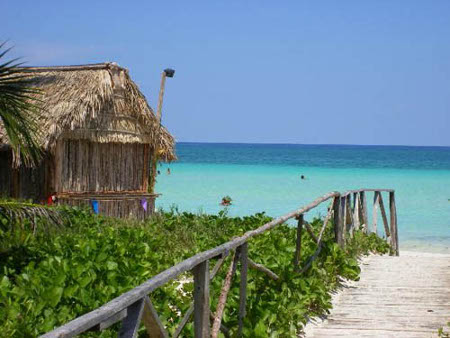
top-left (176, 141), bottom-right (450, 149)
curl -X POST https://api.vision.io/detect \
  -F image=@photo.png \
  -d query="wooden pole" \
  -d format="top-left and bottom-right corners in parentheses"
top-left (156, 72), bottom-right (167, 123)
top-left (237, 243), bottom-right (248, 337)
top-left (294, 214), bottom-right (303, 271)
top-left (389, 191), bottom-right (399, 256)
top-left (372, 192), bottom-right (379, 234)
top-left (142, 296), bottom-right (168, 338)
top-left (118, 298), bottom-right (145, 338)
top-left (333, 196), bottom-right (343, 247)
top-left (211, 252), bottom-right (239, 338)
top-left (353, 193), bottom-right (360, 231)
top-left (193, 260), bottom-right (210, 338)
top-left (360, 191), bottom-right (369, 233)
top-left (346, 195), bottom-right (354, 237)
top-left (248, 259), bottom-right (279, 281)
top-left (149, 71), bottom-right (168, 194)
top-left (338, 196), bottom-right (347, 248)
top-left (378, 193), bottom-right (391, 239)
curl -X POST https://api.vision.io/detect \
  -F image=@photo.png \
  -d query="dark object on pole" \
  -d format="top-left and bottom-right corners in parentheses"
top-left (164, 68), bottom-right (175, 78)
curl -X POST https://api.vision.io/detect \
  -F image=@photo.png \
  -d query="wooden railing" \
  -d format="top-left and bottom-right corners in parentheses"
top-left (41, 188), bottom-right (399, 338)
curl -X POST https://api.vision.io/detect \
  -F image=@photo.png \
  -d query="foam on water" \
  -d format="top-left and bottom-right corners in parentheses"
top-left (155, 143), bottom-right (450, 253)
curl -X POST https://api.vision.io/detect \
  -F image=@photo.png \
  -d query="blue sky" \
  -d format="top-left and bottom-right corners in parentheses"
top-left (4, 1), bottom-right (450, 146)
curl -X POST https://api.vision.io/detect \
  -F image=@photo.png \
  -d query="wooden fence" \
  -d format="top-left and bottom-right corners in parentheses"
top-left (41, 188), bottom-right (399, 338)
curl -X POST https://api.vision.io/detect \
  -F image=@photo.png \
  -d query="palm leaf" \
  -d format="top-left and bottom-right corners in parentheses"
top-left (0, 42), bottom-right (43, 167)
top-left (0, 200), bottom-right (65, 234)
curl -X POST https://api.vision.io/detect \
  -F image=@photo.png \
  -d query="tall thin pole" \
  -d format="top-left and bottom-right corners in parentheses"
top-left (156, 72), bottom-right (167, 123)
top-left (149, 71), bottom-right (168, 194)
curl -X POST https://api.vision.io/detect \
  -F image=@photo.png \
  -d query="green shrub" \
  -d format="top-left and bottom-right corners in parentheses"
top-left (0, 206), bottom-right (389, 337)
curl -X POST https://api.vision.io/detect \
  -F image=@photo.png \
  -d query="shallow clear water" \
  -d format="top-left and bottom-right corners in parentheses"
top-left (155, 143), bottom-right (450, 253)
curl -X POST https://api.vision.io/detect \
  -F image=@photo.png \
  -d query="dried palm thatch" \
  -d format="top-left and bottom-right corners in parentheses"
top-left (0, 200), bottom-right (65, 233)
top-left (0, 62), bottom-right (176, 163)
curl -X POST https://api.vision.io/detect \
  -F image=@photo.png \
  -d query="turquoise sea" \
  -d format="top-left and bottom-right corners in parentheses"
top-left (155, 143), bottom-right (450, 253)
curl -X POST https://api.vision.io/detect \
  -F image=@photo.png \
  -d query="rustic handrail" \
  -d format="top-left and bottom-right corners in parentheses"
top-left (41, 188), bottom-right (398, 338)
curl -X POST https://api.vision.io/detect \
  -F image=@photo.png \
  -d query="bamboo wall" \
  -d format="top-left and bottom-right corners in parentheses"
top-left (58, 140), bottom-right (150, 192)
top-left (57, 193), bottom-right (157, 220)
top-left (0, 139), bottom-right (158, 219)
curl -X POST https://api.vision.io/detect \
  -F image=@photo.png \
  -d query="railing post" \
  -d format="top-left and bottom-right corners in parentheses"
top-left (337, 196), bottom-right (346, 247)
top-left (237, 243), bottom-right (248, 337)
top-left (389, 191), bottom-right (399, 256)
top-left (372, 191), bottom-right (379, 234)
top-left (118, 298), bottom-right (145, 338)
top-left (294, 214), bottom-right (303, 271)
top-left (360, 191), bottom-right (369, 233)
top-left (193, 260), bottom-right (210, 338)
top-left (333, 196), bottom-right (343, 247)
top-left (353, 193), bottom-right (360, 231)
top-left (345, 195), bottom-right (354, 237)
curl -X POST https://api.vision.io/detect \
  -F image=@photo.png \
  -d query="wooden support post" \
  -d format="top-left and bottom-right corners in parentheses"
top-left (304, 222), bottom-right (318, 243)
top-left (346, 195), bottom-right (354, 237)
top-left (353, 193), bottom-right (360, 231)
top-left (337, 196), bottom-right (346, 247)
top-left (193, 260), bottom-right (210, 338)
top-left (357, 192), bottom-right (364, 230)
top-left (142, 296), bottom-right (168, 338)
top-left (389, 191), bottom-right (399, 256)
top-left (294, 214), bottom-right (303, 271)
top-left (378, 193), bottom-right (391, 239)
top-left (360, 191), bottom-right (369, 233)
top-left (248, 259), bottom-right (280, 281)
top-left (332, 196), bottom-right (341, 246)
top-left (174, 254), bottom-right (229, 337)
top-left (119, 298), bottom-right (145, 338)
top-left (173, 306), bottom-right (194, 338)
top-left (211, 251), bottom-right (239, 338)
top-left (237, 243), bottom-right (248, 337)
top-left (372, 192), bottom-right (379, 234)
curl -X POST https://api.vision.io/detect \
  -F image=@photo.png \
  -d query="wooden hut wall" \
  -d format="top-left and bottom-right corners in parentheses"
top-left (57, 194), bottom-right (156, 220)
top-left (57, 139), bottom-right (151, 193)
top-left (0, 150), bottom-right (53, 202)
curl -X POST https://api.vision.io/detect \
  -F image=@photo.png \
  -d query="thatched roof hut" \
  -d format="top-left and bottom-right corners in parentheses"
top-left (0, 62), bottom-right (176, 161)
top-left (0, 62), bottom-right (176, 218)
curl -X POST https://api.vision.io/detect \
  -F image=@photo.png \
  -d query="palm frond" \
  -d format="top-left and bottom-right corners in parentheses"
top-left (0, 42), bottom-right (43, 167)
top-left (0, 201), bottom-right (65, 234)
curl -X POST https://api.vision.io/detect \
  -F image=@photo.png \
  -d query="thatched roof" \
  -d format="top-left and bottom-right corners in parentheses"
top-left (0, 62), bottom-right (176, 161)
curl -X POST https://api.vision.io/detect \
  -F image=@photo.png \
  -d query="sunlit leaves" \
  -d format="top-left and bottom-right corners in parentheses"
top-left (0, 208), bottom-right (389, 336)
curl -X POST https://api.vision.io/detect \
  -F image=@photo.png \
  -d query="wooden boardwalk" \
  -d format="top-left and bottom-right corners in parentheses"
top-left (304, 251), bottom-right (450, 338)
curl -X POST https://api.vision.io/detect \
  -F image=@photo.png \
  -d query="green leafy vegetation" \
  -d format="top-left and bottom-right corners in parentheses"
top-left (0, 206), bottom-right (389, 337)
top-left (438, 322), bottom-right (450, 338)
top-left (0, 198), bottom-right (66, 234)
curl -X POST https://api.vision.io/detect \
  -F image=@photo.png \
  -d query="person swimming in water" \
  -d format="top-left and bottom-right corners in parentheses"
top-left (301, 175), bottom-right (306, 180)
top-left (167, 168), bottom-right (171, 175)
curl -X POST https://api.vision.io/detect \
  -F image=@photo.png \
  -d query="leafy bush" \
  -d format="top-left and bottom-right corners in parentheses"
top-left (0, 206), bottom-right (389, 337)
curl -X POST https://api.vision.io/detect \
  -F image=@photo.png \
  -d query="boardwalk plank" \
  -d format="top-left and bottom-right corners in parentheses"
top-left (304, 251), bottom-right (450, 338)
